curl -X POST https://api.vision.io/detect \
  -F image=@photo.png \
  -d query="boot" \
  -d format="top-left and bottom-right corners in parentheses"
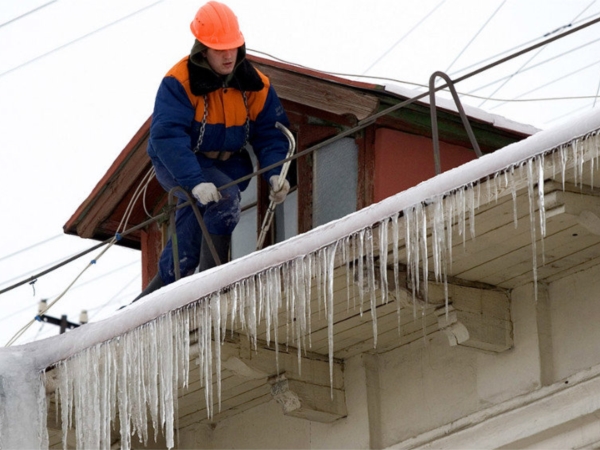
top-left (199, 234), bottom-right (231, 272)
top-left (131, 274), bottom-right (164, 303)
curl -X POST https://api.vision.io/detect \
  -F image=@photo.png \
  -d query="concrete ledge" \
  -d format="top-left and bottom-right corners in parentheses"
top-left (387, 363), bottom-right (600, 449)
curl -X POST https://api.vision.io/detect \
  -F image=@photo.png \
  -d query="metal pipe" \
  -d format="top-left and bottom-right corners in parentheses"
top-left (257, 122), bottom-right (296, 250)
top-left (429, 71), bottom-right (483, 175)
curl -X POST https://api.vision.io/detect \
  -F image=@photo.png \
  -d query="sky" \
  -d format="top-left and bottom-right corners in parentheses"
top-left (1, 0), bottom-right (600, 347)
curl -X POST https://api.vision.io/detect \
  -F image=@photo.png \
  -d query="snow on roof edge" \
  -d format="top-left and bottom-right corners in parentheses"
top-left (244, 55), bottom-right (540, 137)
top-left (383, 81), bottom-right (541, 136)
top-left (7, 108), bottom-right (600, 372)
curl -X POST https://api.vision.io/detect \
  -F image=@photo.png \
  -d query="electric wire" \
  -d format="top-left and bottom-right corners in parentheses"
top-left (0, 243), bottom-right (106, 289)
top-left (572, 0), bottom-right (598, 22)
top-left (31, 322), bottom-right (47, 342)
top-left (0, 0), bottom-right (57, 29)
top-left (445, 0), bottom-right (507, 74)
top-left (250, 49), bottom-right (600, 105)
top-left (449, 10), bottom-right (600, 78)
top-left (0, 301), bottom-right (39, 324)
top-left (489, 58), bottom-right (600, 111)
top-left (5, 158), bottom-right (157, 344)
top-left (6, 239), bottom-right (117, 346)
top-left (0, 0), bottom-right (167, 79)
top-left (476, 46), bottom-right (546, 107)
top-left (0, 261), bottom-right (138, 326)
top-left (467, 35), bottom-right (600, 94)
top-left (0, 233), bottom-right (62, 263)
top-left (545, 103), bottom-right (593, 125)
top-left (477, 1), bottom-right (599, 107)
top-left (361, 0), bottom-right (447, 75)
top-left (0, 167), bottom-right (154, 292)
top-left (47, 260), bottom-right (139, 296)
top-left (88, 275), bottom-right (141, 321)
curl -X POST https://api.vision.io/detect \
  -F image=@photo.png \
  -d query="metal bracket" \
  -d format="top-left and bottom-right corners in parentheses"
top-left (429, 71), bottom-right (483, 175)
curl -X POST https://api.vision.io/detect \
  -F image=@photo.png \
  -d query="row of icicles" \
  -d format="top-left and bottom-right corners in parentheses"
top-left (47, 132), bottom-right (600, 449)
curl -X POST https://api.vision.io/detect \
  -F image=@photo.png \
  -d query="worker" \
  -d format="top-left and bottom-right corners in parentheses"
top-left (135, 1), bottom-right (291, 300)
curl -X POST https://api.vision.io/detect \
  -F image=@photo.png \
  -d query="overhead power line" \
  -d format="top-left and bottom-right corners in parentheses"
top-left (449, 11), bottom-right (600, 78)
top-left (470, 34), bottom-right (600, 96)
top-left (0, 0), bottom-right (57, 29)
top-left (489, 58), bottom-right (600, 110)
top-left (570, 0), bottom-right (598, 22)
top-left (477, 1), bottom-right (599, 108)
top-left (0, 0), bottom-right (167, 79)
top-left (361, 0), bottom-right (447, 75)
top-left (251, 49), bottom-right (599, 105)
top-left (0, 233), bottom-right (63, 263)
top-left (445, 0), bottom-right (507, 74)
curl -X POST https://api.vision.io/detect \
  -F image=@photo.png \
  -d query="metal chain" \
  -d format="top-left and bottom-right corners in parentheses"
top-left (193, 91), bottom-right (250, 154)
top-left (193, 95), bottom-right (209, 154)
top-left (240, 91), bottom-right (249, 150)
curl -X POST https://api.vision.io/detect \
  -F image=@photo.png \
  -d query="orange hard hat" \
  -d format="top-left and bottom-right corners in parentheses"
top-left (190, 1), bottom-right (244, 50)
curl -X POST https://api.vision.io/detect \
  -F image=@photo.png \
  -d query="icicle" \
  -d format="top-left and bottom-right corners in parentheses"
top-left (419, 203), bottom-right (429, 306)
top-left (404, 206), bottom-right (417, 316)
top-left (432, 200), bottom-right (444, 282)
top-left (592, 132), bottom-right (600, 189)
top-left (270, 267), bottom-right (282, 374)
top-left (444, 194), bottom-right (454, 274)
top-left (560, 143), bottom-right (568, 190)
top-left (283, 263), bottom-right (292, 350)
top-left (291, 258), bottom-right (305, 373)
top-left (43, 131), bottom-right (600, 450)
top-left (230, 281), bottom-right (239, 335)
top-left (315, 249), bottom-right (324, 318)
top-left (379, 219), bottom-right (389, 305)
top-left (510, 166), bottom-right (519, 228)
top-left (456, 188), bottom-right (466, 245)
top-left (467, 182), bottom-right (477, 241)
top-left (326, 242), bottom-right (338, 396)
top-left (536, 155), bottom-right (547, 265)
top-left (357, 229), bottom-right (365, 316)
top-left (146, 322), bottom-right (159, 442)
top-left (247, 277), bottom-right (258, 351)
top-left (349, 234), bottom-right (357, 310)
top-left (391, 213), bottom-right (401, 334)
top-left (364, 228), bottom-right (378, 347)
top-left (526, 161), bottom-right (539, 303)
top-left (305, 252), bottom-right (313, 349)
top-left (38, 373), bottom-right (50, 449)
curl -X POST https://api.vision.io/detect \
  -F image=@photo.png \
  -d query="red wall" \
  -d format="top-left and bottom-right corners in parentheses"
top-left (373, 128), bottom-right (477, 202)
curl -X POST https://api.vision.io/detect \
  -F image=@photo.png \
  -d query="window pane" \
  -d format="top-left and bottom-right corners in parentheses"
top-left (313, 137), bottom-right (358, 227)
top-left (232, 207), bottom-right (257, 260)
top-left (275, 189), bottom-right (298, 243)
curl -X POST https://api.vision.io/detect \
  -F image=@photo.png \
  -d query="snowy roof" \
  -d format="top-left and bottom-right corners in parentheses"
top-left (4, 94), bottom-right (600, 450)
top-left (16, 106), bottom-right (600, 371)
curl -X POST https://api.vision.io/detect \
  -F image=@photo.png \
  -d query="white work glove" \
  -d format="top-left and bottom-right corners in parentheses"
top-left (269, 175), bottom-right (290, 204)
top-left (192, 182), bottom-right (221, 205)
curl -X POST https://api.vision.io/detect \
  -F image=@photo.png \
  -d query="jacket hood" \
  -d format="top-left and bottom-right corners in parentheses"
top-left (187, 40), bottom-right (264, 96)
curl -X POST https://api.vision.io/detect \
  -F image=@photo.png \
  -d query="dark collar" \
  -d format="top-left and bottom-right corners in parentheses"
top-left (187, 58), bottom-right (265, 96)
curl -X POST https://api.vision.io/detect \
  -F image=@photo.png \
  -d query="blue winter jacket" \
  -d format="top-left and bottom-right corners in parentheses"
top-left (147, 45), bottom-right (290, 193)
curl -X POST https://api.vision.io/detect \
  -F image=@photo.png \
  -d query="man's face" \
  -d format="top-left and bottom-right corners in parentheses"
top-left (205, 47), bottom-right (238, 75)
